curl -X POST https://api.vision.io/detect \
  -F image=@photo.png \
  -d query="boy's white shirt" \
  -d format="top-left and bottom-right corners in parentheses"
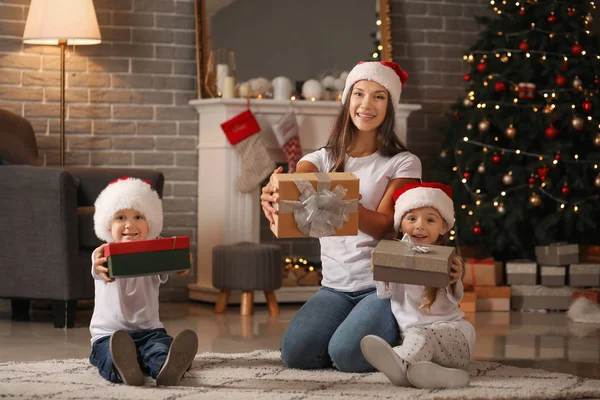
top-left (89, 247), bottom-right (168, 344)
top-left (375, 234), bottom-right (476, 356)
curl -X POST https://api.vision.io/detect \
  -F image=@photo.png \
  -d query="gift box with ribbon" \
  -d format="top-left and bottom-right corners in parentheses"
top-left (540, 266), bottom-right (567, 287)
top-left (459, 291), bottom-right (477, 312)
top-left (271, 172), bottom-right (359, 238)
top-left (569, 263), bottom-right (600, 287)
top-left (462, 258), bottom-right (503, 288)
top-left (105, 236), bottom-right (191, 278)
top-left (372, 234), bottom-right (456, 288)
top-left (573, 288), bottom-right (600, 303)
top-left (510, 285), bottom-right (573, 310)
top-left (535, 243), bottom-right (579, 266)
top-left (506, 260), bottom-right (538, 285)
top-left (474, 286), bottom-right (511, 311)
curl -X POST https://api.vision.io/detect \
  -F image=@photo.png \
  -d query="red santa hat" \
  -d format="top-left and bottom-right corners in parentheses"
top-left (341, 61), bottom-right (408, 110)
top-left (93, 176), bottom-right (163, 243)
top-left (392, 182), bottom-right (454, 232)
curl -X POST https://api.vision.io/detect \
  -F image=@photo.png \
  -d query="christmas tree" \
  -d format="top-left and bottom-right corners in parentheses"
top-left (431, 0), bottom-right (600, 261)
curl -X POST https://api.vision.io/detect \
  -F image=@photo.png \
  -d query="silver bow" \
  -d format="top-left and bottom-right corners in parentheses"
top-left (278, 174), bottom-right (358, 238)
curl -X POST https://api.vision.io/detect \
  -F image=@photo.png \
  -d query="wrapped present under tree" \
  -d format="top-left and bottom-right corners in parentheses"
top-left (106, 236), bottom-right (191, 278)
top-left (463, 258), bottom-right (503, 288)
top-left (474, 286), bottom-right (511, 311)
top-left (535, 243), bottom-right (579, 266)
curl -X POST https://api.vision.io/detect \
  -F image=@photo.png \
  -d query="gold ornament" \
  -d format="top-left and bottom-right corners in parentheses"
top-left (572, 116), bottom-right (584, 130)
top-left (595, 174), bottom-right (600, 188)
top-left (505, 124), bottom-right (517, 138)
top-left (440, 150), bottom-right (447, 158)
top-left (502, 173), bottom-right (514, 185)
top-left (478, 119), bottom-right (490, 132)
top-left (497, 204), bottom-right (506, 214)
top-left (573, 76), bottom-right (583, 90)
top-left (463, 98), bottom-right (473, 107)
top-left (501, 55), bottom-right (509, 63)
top-left (529, 193), bottom-right (542, 206)
top-left (586, 14), bottom-right (594, 23)
top-left (477, 163), bottom-right (486, 174)
top-left (594, 133), bottom-right (600, 147)
top-left (466, 123), bottom-right (473, 130)
top-left (542, 104), bottom-right (553, 114)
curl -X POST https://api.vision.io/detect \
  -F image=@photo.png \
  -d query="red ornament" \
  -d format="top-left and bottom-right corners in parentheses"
top-left (494, 81), bottom-right (507, 92)
top-left (453, 112), bottom-right (460, 120)
top-left (545, 125), bottom-right (559, 139)
top-left (568, 9), bottom-right (575, 17)
top-left (547, 13), bottom-right (556, 23)
top-left (463, 171), bottom-right (471, 180)
top-left (537, 166), bottom-right (549, 180)
top-left (582, 100), bottom-right (593, 113)
top-left (519, 7), bottom-right (526, 16)
top-left (561, 184), bottom-right (570, 196)
top-left (464, 74), bottom-right (471, 82)
top-left (595, 76), bottom-right (600, 84)
top-left (555, 153), bottom-right (562, 161)
top-left (556, 75), bottom-right (566, 86)
top-left (476, 62), bottom-right (487, 73)
top-left (492, 153), bottom-right (501, 163)
top-left (519, 40), bottom-right (529, 52)
top-left (560, 61), bottom-right (568, 72)
top-left (528, 175), bottom-right (536, 185)
top-left (572, 43), bottom-right (584, 55)
top-left (473, 224), bottom-right (482, 236)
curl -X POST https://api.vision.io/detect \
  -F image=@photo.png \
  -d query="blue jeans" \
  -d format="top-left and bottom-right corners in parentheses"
top-left (89, 328), bottom-right (173, 383)
top-left (280, 286), bottom-right (399, 372)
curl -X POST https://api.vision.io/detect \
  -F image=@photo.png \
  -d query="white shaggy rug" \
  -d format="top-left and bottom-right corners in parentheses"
top-left (1, 350), bottom-right (599, 399)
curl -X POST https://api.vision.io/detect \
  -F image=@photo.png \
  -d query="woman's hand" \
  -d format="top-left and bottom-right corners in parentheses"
top-left (178, 252), bottom-right (193, 276)
top-left (260, 166), bottom-right (283, 225)
top-left (93, 243), bottom-right (114, 283)
top-left (449, 256), bottom-right (463, 285)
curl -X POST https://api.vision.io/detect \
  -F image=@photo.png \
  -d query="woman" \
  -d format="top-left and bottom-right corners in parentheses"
top-left (261, 61), bottom-right (422, 372)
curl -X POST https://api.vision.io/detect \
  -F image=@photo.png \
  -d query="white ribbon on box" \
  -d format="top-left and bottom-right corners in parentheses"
top-left (278, 172), bottom-right (358, 238)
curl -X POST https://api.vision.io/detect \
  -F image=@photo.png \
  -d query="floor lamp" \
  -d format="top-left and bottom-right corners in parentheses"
top-left (23, 0), bottom-right (101, 167)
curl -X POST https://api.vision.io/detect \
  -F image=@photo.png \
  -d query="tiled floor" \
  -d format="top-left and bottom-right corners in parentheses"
top-left (0, 301), bottom-right (599, 379)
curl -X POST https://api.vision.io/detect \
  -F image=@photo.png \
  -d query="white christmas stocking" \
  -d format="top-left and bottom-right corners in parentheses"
top-left (272, 111), bottom-right (303, 173)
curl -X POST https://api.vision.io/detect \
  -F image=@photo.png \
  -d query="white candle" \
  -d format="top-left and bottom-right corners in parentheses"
top-left (272, 76), bottom-right (292, 101)
top-left (222, 76), bottom-right (236, 98)
top-left (216, 63), bottom-right (229, 96)
top-left (238, 82), bottom-right (251, 98)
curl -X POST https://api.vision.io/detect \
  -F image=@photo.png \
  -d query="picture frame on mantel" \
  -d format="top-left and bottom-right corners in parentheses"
top-left (192, 0), bottom-right (393, 99)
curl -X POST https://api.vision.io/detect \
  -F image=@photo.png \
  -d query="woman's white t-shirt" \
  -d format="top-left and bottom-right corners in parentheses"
top-left (299, 148), bottom-right (422, 292)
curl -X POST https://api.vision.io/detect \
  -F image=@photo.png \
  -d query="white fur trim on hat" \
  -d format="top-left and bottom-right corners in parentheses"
top-left (393, 187), bottom-right (454, 232)
top-left (93, 177), bottom-right (163, 242)
top-left (341, 62), bottom-right (403, 108)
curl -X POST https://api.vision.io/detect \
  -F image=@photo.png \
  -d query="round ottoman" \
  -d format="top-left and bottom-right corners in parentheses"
top-left (212, 242), bottom-right (282, 316)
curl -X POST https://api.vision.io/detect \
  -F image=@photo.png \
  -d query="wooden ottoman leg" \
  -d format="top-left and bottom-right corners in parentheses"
top-left (240, 291), bottom-right (254, 316)
top-left (214, 289), bottom-right (231, 313)
top-left (264, 290), bottom-right (280, 315)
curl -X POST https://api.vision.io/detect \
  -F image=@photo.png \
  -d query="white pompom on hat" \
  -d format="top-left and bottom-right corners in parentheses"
top-left (93, 176), bottom-right (163, 243)
top-left (392, 182), bottom-right (454, 232)
top-left (341, 61), bottom-right (408, 108)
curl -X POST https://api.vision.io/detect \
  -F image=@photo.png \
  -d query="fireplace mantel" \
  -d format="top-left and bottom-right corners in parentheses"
top-left (187, 98), bottom-right (421, 303)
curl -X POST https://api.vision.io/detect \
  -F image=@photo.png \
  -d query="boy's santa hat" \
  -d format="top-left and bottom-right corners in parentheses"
top-left (93, 176), bottom-right (163, 242)
top-left (341, 61), bottom-right (408, 115)
top-left (392, 182), bottom-right (454, 232)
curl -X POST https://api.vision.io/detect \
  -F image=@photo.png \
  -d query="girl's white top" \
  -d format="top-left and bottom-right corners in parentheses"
top-left (299, 148), bottom-right (421, 292)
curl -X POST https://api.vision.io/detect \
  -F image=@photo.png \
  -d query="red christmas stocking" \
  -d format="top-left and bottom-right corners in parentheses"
top-left (272, 111), bottom-right (302, 173)
top-left (221, 109), bottom-right (275, 193)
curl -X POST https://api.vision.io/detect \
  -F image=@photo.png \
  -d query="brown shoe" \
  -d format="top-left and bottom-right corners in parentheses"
top-left (156, 329), bottom-right (198, 386)
top-left (110, 330), bottom-right (144, 386)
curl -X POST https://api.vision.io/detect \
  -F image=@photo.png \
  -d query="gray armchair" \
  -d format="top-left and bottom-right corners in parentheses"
top-left (0, 108), bottom-right (164, 328)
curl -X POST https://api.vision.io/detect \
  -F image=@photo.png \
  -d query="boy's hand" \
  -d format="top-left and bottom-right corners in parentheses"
top-left (449, 256), bottom-right (463, 285)
top-left (93, 243), bottom-right (114, 283)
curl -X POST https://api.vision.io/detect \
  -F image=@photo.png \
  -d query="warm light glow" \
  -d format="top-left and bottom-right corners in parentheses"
top-left (574, 206), bottom-right (579, 212)
top-left (462, 179), bottom-right (467, 183)
top-left (476, 200), bottom-right (481, 205)
top-left (468, 211), bottom-right (474, 216)
top-left (378, 45), bottom-right (383, 50)
top-left (372, 52), bottom-right (379, 58)
top-left (461, 205), bottom-right (467, 209)
top-left (493, 201), bottom-right (499, 206)
top-left (501, 191), bottom-right (506, 196)
top-left (553, 159), bottom-right (558, 165)
top-left (463, 137), bottom-right (469, 141)
top-left (561, 204), bottom-right (565, 209)
top-left (376, 20), bottom-right (382, 26)
top-left (516, 150), bottom-right (521, 154)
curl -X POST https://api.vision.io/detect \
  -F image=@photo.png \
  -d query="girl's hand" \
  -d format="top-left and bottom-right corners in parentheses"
top-left (93, 243), bottom-right (114, 283)
top-left (260, 166), bottom-right (283, 225)
top-left (178, 253), bottom-right (193, 276)
top-left (449, 256), bottom-right (463, 285)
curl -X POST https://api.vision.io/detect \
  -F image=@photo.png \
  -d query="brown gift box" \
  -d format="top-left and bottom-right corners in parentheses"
top-left (573, 289), bottom-right (600, 303)
top-left (474, 286), bottom-right (511, 311)
top-left (372, 239), bottom-right (456, 288)
top-left (463, 258), bottom-right (503, 287)
top-left (460, 291), bottom-right (477, 312)
top-left (535, 243), bottom-right (579, 266)
top-left (271, 172), bottom-right (360, 238)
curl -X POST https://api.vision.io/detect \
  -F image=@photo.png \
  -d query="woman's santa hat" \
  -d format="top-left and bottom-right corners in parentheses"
top-left (392, 182), bottom-right (454, 232)
top-left (93, 176), bottom-right (163, 242)
top-left (341, 61), bottom-right (408, 109)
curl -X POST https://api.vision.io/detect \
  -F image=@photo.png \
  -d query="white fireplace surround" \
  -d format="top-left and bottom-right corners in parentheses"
top-left (188, 98), bottom-right (421, 303)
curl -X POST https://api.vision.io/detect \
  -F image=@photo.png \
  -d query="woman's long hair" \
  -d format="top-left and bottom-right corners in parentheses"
top-left (325, 83), bottom-right (408, 172)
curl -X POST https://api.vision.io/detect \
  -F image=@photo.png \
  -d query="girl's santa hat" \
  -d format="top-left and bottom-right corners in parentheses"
top-left (93, 176), bottom-right (163, 242)
top-left (392, 182), bottom-right (454, 232)
top-left (341, 60), bottom-right (408, 109)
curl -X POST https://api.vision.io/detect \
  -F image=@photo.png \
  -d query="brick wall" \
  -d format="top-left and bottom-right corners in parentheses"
top-left (390, 0), bottom-right (493, 174)
top-left (0, 0), bottom-right (199, 301)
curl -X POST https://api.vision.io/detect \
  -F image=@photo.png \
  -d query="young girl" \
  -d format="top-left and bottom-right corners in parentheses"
top-left (261, 61), bottom-right (422, 372)
top-left (90, 177), bottom-right (198, 386)
top-left (361, 182), bottom-right (475, 389)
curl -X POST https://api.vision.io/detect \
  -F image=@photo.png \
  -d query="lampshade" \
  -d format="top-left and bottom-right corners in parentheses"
top-left (23, 0), bottom-right (101, 45)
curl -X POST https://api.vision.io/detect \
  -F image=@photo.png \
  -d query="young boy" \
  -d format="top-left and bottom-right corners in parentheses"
top-left (89, 176), bottom-right (198, 386)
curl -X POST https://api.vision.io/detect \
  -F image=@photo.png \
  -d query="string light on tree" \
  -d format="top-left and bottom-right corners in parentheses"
top-left (529, 193), bottom-right (542, 206)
